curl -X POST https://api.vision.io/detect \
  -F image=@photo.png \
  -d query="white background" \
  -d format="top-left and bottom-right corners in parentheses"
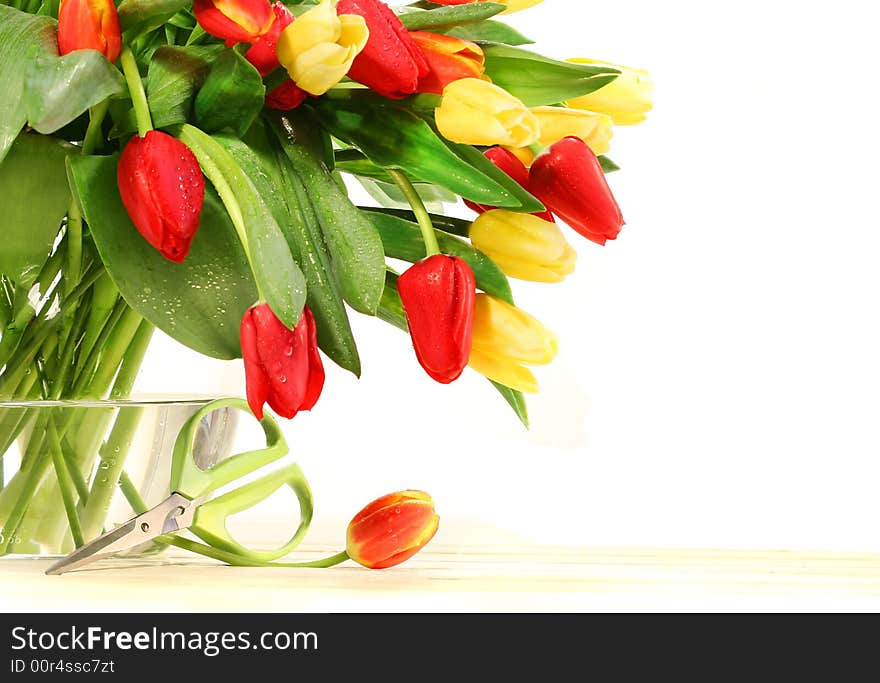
top-left (138, 0), bottom-right (880, 552)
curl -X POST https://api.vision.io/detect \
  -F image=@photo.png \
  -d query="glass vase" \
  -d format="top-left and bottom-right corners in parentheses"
top-left (0, 399), bottom-right (237, 557)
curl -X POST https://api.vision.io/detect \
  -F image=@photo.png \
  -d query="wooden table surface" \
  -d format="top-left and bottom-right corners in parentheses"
top-left (2, 545), bottom-right (880, 612)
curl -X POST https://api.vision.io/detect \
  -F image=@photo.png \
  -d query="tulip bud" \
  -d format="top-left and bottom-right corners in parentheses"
top-left (463, 146), bottom-right (554, 222)
top-left (469, 294), bottom-right (558, 393)
top-left (337, 0), bottom-right (429, 99)
top-left (193, 0), bottom-right (275, 44)
top-left (530, 137), bottom-right (624, 246)
top-left (435, 78), bottom-right (540, 148)
top-left (533, 106), bottom-right (613, 155)
top-left (266, 80), bottom-right (308, 111)
top-left (410, 31), bottom-right (485, 95)
top-left (346, 491), bottom-right (440, 569)
top-left (57, 0), bottom-right (122, 62)
top-left (398, 255), bottom-right (476, 384)
top-left (117, 131), bottom-right (205, 263)
top-left (276, 0), bottom-right (369, 96)
top-left (567, 58), bottom-right (653, 126)
top-left (471, 210), bottom-right (576, 283)
top-left (240, 304), bottom-right (325, 421)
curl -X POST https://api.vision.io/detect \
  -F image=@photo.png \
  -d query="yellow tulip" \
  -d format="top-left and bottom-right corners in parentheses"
top-left (276, 0), bottom-right (368, 96)
top-left (469, 294), bottom-right (558, 393)
top-left (435, 78), bottom-right (540, 148)
top-left (566, 58), bottom-right (653, 126)
top-left (471, 210), bottom-right (576, 283)
top-left (533, 106), bottom-right (613, 154)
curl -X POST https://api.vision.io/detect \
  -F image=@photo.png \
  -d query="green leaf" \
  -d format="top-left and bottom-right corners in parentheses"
top-left (112, 45), bottom-right (221, 137)
top-left (194, 48), bottom-right (266, 137)
top-left (218, 125), bottom-right (362, 376)
top-left (0, 134), bottom-right (75, 286)
top-left (69, 154), bottom-right (258, 360)
top-left (490, 381), bottom-right (529, 428)
top-left (598, 155), bottom-right (620, 173)
top-left (118, 0), bottom-right (190, 39)
top-left (398, 3), bottom-right (506, 30)
top-left (357, 177), bottom-right (456, 213)
top-left (360, 207), bottom-right (472, 238)
top-left (312, 94), bottom-right (544, 212)
top-left (365, 210), bottom-right (513, 305)
top-left (483, 45), bottom-right (619, 107)
top-left (0, 6), bottom-right (56, 162)
top-left (378, 271), bottom-right (528, 427)
top-left (177, 124), bottom-right (308, 330)
top-left (24, 51), bottom-right (125, 135)
top-left (270, 112), bottom-right (386, 317)
top-left (446, 20), bottom-right (534, 46)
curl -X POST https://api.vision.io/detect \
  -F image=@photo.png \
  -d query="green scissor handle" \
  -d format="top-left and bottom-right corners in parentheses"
top-left (171, 398), bottom-right (287, 499)
top-left (190, 463), bottom-right (313, 563)
top-left (170, 398), bottom-right (314, 563)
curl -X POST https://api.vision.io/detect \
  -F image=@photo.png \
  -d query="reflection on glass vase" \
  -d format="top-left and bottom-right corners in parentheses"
top-left (0, 400), bottom-right (237, 557)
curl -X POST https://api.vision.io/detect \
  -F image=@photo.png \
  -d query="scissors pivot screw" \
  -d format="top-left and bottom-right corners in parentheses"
top-left (140, 523), bottom-right (150, 532)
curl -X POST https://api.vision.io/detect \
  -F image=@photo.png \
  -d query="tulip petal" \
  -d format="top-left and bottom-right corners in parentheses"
top-left (398, 255), bottom-right (476, 384)
top-left (530, 136), bottom-right (624, 244)
top-left (240, 309), bottom-right (270, 420)
top-left (468, 348), bottom-right (539, 394)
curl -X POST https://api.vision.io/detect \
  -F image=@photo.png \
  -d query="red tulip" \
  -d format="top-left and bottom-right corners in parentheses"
top-left (57, 0), bottom-right (121, 62)
top-left (193, 0), bottom-right (275, 44)
top-left (346, 491), bottom-right (440, 569)
top-left (266, 80), bottom-right (308, 111)
top-left (117, 131), bottom-right (205, 263)
top-left (410, 31), bottom-right (485, 95)
top-left (464, 146), bottom-right (555, 223)
top-left (530, 136), bottom-right (624, 245)
top-left (397, 255), bottom-right (475, 384)
top-left (240, 304), bottom-right (324, 421)
top-left (336, 0), bottom-right (429, 99)
top-left (243, 1), bottom-right (293, 76)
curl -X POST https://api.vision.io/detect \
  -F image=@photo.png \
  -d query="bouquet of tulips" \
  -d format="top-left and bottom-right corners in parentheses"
top-left (0, 0), bottom-right (650, 566)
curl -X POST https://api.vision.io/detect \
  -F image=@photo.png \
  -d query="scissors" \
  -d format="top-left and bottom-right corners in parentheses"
top-left (46, 398), bottom-right (312, 575)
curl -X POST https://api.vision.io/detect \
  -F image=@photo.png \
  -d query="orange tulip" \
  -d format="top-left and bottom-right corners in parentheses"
top-left (193, 0), bottom-right (275, 44)
top-left (57, 0), bottom-right (122, 62)
top-left (346, 491), bottom-right (440, 569)
top-left (410, 31), bottom-right (486, 95)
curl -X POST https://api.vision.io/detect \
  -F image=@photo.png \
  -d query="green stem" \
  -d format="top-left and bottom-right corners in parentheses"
top-left (118, 471), bottom-right (147, 514)
top-left (78, 320), bottom-right (152, 541)
top-left (82, 100), bottom-right (110, 156)
top-left (79, 406), bottom-right (143, 542)
top-left (61, 444), bottom-right (90, 505)
top-left (120, 48), bottom-right (153, 138)
top-left (387, 169), bottom-right (440, 258)
top-left (167, 536), bottom-right (351, 568)
top-left (65, 202), bottom-right (83, 298)
top-left (68, 299), bottom-right (128, 397)
top-left (63, 99), bottom-right (109, 300)
top-left (48, 422), bottom-right (84, 548)
top-left (109, 319), bottom-right (154, 400)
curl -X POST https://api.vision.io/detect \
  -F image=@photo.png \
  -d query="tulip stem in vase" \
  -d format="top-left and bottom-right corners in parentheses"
top-left (387, 168), bottom-right (440, 257)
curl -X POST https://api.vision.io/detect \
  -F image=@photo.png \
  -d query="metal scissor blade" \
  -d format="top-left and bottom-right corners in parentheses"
top-left (45, 519), bottom-right (141, 575)
top-left (45, 492), bottom-right (196, 576)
